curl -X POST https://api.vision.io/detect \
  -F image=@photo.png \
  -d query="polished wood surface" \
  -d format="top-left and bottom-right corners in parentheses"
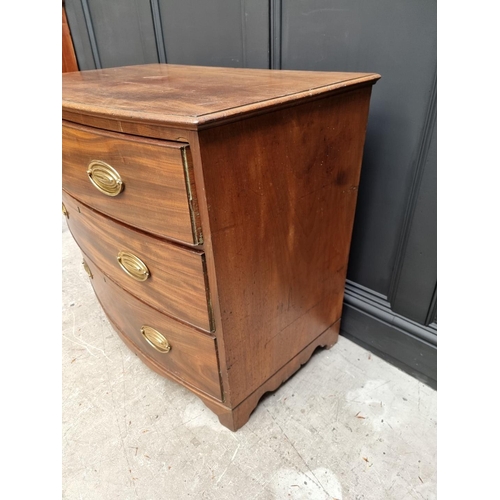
top-left (62, 192), bottom-right (212, 332)
top-left (63, 122), bottom-right (201, 244)
top-left (62, 64), bottom-right (380, 129)
top-left (62, 64), bottom-right (379, 430)
top-left (216, 322), bottom-right (339, 431)
top-left (62, 5), bottom-right (78, 73)
top-left (198, 88), bottom-right (373, 406)
top-left (83, 255), bottom-right (222, 400)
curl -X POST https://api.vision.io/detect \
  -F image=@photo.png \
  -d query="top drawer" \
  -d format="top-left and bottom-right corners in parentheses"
top-left (62, 122), bottom-right (202, 245)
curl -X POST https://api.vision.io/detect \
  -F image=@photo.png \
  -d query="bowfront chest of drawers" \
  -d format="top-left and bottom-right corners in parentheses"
top-left (62, 64), bottom-right (379, 431)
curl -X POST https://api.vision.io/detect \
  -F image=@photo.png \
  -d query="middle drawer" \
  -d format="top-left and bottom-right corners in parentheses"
top-left (62, 191), bottom-right (212, 332)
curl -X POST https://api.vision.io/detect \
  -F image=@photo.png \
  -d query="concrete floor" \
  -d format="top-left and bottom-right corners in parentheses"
top-left (62, 219), bottom-right (437, 500)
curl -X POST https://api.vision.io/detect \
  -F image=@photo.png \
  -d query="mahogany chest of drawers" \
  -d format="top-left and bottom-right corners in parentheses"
top-left (62, 64), bottom-right (379, 431)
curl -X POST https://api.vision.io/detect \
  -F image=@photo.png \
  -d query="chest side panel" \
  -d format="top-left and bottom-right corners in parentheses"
top-left (199, 87), bottom-right (374, 406)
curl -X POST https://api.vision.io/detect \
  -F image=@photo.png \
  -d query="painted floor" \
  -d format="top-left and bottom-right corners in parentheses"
top-left (62, 219), bottom-right (437, 500)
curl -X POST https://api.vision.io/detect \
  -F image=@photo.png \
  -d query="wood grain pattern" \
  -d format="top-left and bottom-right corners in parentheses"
top-left (62, 114), bottom-right (194, 143)
top-left (62, 64), bottom-right (380, 130)
top-left (83, 255), bottom-right (222, 400)
top-left (62, 5), bottom-right (78, 73)
top-left (62, 122), bottom-right (202, 245)
top-left (62, 191), bottom-right (212, 332)
top-left (62, 64), bottom-right (380, 430)
top-left (214, 322), bottom-right (339, 431)
top-left (198, 88), bottom-right (373, 406)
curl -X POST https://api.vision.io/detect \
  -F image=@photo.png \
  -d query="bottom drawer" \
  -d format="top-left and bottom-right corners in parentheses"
top-left (81, 254), bottom-right (222, 400)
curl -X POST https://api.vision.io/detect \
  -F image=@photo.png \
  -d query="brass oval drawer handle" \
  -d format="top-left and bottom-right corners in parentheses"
top-left (87, 160), bottom-right (124, 197)
top-left (117, 251), bottom-right (150, 281)
top-left (82, 259), bottom-right (93, 279)
top-left (141, 326), bottom-right (171, 353)
top-left (62, 202), bottom-right (69, 218)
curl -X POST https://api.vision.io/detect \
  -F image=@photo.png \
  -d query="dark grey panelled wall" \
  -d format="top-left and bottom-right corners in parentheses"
top-left (160, 1), bottom-right (269, 68)
top-left (280, 0), bottom-right (436, 295)
top-left (66, 0), bottom-right (437, 386)
top-left (66, 0), bottom-right (270, 70)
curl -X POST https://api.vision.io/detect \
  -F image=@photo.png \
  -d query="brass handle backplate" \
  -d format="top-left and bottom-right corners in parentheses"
top-left (87, 160), bottom-right (124, 197)
top-left (117, 251), bottom-right (150, 281)
top-left (82, 259), bottom-right (93, 279)
top-left (141, 326), bottom-right (171, 353)
top-left (62, 202), bottom-right (69, 218)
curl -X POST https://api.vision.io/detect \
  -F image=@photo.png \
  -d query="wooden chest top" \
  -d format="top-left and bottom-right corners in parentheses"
top-left (62, 64), bottom-right (380, 129)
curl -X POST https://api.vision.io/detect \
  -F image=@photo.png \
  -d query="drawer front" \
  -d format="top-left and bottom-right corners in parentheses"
top-left (63, 191), bottom-right (212, 332)
top-left (82, 255), bottom-right (222, 400)
top-left (62, 122), bottom-right (202, 245)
